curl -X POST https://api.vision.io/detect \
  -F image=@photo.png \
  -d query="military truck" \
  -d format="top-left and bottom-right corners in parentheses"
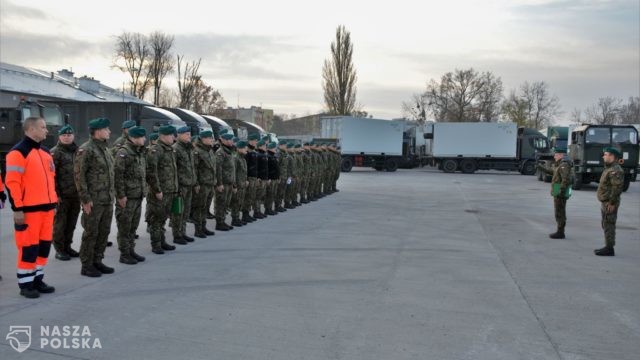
top-left (1, 96), bottom-right (66, 173)
top-left (569, 124), bottom-right (638, 191)
top-left (536, 126), bottom-right (571, 182)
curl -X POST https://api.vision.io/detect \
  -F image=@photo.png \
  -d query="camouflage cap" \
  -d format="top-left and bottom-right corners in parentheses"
top-left (58, 124), bottom-right (74, 135)
top-left (127, 126), bottom-right (146, 138)
top-left (88, 118), bottom-right (110, 130)
top-left (122, 120), bottom-right (136, 129)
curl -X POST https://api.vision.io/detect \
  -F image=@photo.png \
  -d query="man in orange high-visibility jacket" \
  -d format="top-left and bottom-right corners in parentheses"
top-left (5, 117), bottom-right (58, 298)
top-left (1, 175), bottom-right (5, 281)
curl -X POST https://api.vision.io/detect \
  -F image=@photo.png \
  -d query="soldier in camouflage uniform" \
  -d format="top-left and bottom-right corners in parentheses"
top-left (146, 125), bottom-right (179, 254)
top-left (595, 147), bottom-right (625, 256)
top-left (51, 124), bottom-right (81, 261)
top-left (265, 142), bottom-right (280, 215)
top-left (284, 143), bottom-right (296, 208)
top-left (110, 120), bottom-right (136, 157)
top-left (74, 118), bottom-right (115, 277)
top-left (243, 134), bottom-right (259, 222)
top-left (172, 126), bottom-right (197, 244)
top-left (330, 144), bottom-right (341, 193)
top-left (537, 147), bottom-right (572, 239)
top-left (144, 133), bottom-right (159, 229)
top-left (114, 126), bottom-right (147, 264)
top-left (215, 133), bottom-right (236, 230)
top-left (192, 130), bottom-right (217, 238)
top-left (231, 141), bottom-right (249, 226)
top-left (255, 140), bottom-right (269, 218)
top-left (276, 140), bottom-right (290, 212)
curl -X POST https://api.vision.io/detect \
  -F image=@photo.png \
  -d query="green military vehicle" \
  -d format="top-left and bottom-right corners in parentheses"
top-left (569, 124), bottom-right (638, 192)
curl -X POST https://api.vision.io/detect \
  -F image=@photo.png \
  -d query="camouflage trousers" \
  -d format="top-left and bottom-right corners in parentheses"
top-left (115, 198), bottom-right (142, 254)
top-left (276, 178), bottom-right (287, 208)
top-left (206, 186), bottom-right (215, 215)
top-left (193, 186), bottom-right (214, 231)
top-left (254, 179), bottom-right (267, 213)
top-left (79, 203), bottom-right (114, 266)
top-left (231, 185), bottom-right (246, 220)
top-left (170, 186), bottom-right (193, 238)
top-left (244, 178), bottom-right (257, 213)
top-left (553, 196), bottom-right (567, 230)
top-left (600, 202), bottom-right (619, 248)
top-left (264, 180), bottom-right (275, 212)
top-left (52, 197), bottom-right (80, 253)
top-left (215, 185), bottom-right (233, 223)
top-left (147, 192), bottom-right (177, 248)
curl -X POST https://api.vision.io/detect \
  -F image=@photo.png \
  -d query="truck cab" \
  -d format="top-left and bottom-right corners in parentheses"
top-left (569, 124), bottom-right (638, 191)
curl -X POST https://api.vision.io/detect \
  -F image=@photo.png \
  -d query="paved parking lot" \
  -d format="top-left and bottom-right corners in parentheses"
top-left (1, 168), bottom-right (639, 359)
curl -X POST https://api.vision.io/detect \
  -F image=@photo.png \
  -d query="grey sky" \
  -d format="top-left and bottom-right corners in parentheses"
top-left (1, 0), bottom-right (638, 122)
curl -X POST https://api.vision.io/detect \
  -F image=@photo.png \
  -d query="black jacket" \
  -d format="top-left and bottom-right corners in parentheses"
top-left (245, 146), bottom-right (258, 178)
top-left (256, 149), bottom-right (269, 180)
top-left (267, 151), bottom-right (279, 180)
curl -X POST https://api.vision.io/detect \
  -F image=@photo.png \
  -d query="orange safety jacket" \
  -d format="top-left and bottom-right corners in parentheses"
top-left (5, 136), bottom-right (58, 212)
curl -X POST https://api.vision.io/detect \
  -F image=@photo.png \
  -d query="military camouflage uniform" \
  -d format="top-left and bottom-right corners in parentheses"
top-left (172, 140), bottom-right (197, 240)
top-left (597, 162), bottom-right (624, 248)
top-left (231, 151), bottom-right (248, 222)
top-left (51, 142), bottom-right (80, 255)
top-left (74, 138), bottom-right (115, 267)
top-left (244, 145), bottom-right (258, 217)
top-left (540, 159), bottom-right (571, 233)
top-left (276, 149), bottom-right (289, 210)
top-left (256, 149), bottom-right (269, 214)
top-left (146, 140), bottom-right (179, 250)
top-left (114, 140), bottom-right (147, 255)
top-left (193, 139), bottom-right (216, 234)
top-left (109, 134), bottom-right (127, 157)
top-left (215, 144), bottom-right (236, 225)
top-left (265, 150), bottom-right (279, 213)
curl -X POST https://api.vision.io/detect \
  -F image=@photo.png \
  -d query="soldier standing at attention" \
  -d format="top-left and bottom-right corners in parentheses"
top-left (74, 118), bottom-right (115, 277)
top-left (146, 125), bottom-right (178, 254)
top-left (5, 117), bottom-right (58, 298)
top-left (172, 126), bottom-right (197, 244)
top-left (243, 134), bottom-right (260, 222)
top-left (50, 124), bottom-right (81, 261)
top-left (114, 126), bottom-right (148, 265)
top-left (231, 140), bottom-right (249, 226)
top-left (255, 140), bottom-right (269, 218)
top-left (110, 120), bottom-right (136, 157)
top-left (276, 140), bottom-right (289, 213)
top-left (265, 142), bottom-right (280, 215)
top-left (192, 130), bottom-right (217, 238)
top-left (594, 147), bottom-right (625, 257)
top-left (537, 148), bottom-right (572, 239)
top-left (215, 133), bottom-right (236, 231)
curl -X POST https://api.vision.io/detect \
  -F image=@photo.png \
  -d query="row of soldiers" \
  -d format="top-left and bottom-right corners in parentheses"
top-left (51, 119), bottom-right (342, 278)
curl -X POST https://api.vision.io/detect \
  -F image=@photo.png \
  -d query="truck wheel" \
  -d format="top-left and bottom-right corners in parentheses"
top-left (442, 159), bottom-right (457, 173)
top-left (521, 160), bottom-right (536, 175)
top-left (385, 159), bottom-right (398, 172)
top-left (623, 177), bottom-right (630, 192)
top-left (373, 166), bottom-right (383, 171)
top-left (460, 159), bottom-right (477, 174)
top-left (341, 158), bottom-right (353, 172)
top-left (573, 173), bottom-right (582, 190)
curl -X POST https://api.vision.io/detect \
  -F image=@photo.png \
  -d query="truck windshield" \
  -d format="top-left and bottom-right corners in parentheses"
top-left (585, 128), bottom-right (610, 144)
top-left (612, 127), bottom-right (638, 145)
top-left (531, 137), bottom-right (548, 150)
top-left (22, 104), bottom-right (64, 126)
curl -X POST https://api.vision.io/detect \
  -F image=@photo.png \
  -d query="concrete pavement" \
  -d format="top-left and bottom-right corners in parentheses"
top-left (1, 168), bottom-right (639, 359)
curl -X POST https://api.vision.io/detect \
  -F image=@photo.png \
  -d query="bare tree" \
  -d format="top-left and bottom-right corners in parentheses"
top-left (148, 31), bottom-right (175, 105)
top-left (322, 25), bottom-right (359, 115)
top-left (176, 55), bottom-right (202, 108)
top-left (585, 96), bottom-right (621, 125)
top-left (502, 81), bottom-right (560, 129)
top-left (113, 32), bottom-right (151, 99)
top-left (618, 96), bottom-right (640, 124)
top-left (570, 108), bottom-right (583, 124)
top-left (193, 82), bottom-right (226, 114)
top-left (474, 71), bottom-right (503, 122)
top-left (401, 93), bottom-right (428, 123)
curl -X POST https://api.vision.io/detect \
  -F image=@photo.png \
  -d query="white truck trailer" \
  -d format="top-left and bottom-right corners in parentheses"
top-left (425, 122), bottom-right (549, 174)
top-left (322, 116), bottom-right (424, 172)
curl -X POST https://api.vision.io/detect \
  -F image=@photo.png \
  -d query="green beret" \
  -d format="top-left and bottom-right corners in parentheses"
top-left (552, 147), bottom-right (567, 154)
top-left (248, 133), bottom-right (260, 141)
top-left (177, 126), bottom-right (191, 134)
top-left (236, 140), bottom-right (247, 149)
top-left (294, 144), bottom-right (302, 148)
top-left (287, 142), bottom-right (294, 148)
top-left (122, 120), bottom-right (136, 129)
top-left (58, 124), bottom-right (74, 135)
top-left (221, 133), bottom-right (234, 140)
top-left (303, 142), bottom-right (310, 146)
top-left (219, 128), bottom-right (229, 135)
top-left (257, 140), bottom-right (266, 147)
top-left (128, 126), bottom-right (146, 138)
top-left (261, 135), bottom-right (270, 141)
top-left (267, 142), bottom-right (277, 149)
top-left (149, 133), bottom-right (159, 141)
top-left (199, 130), bottom-right (213, 138)
top-left (233, 137), bottom-right (239, 142)
top-left (278, 140), bottom-right (287, 145)
top-left (88, 118), bottom-right (110, 130)
top-left (158, 125), bottom-right (175, 135)
top-left (603, 147), bottom-right (622, 158)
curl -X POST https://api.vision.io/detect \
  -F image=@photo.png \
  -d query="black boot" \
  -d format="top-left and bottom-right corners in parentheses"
top-left (33, 279), bottom-right (55, 293)
top-left (161, 242), bottom-right (176, 251)
top-left (66, 247), bottom-right (80, 257)
top-left (549, 229), bottom-right (565, 239)
top-left (203, 227), bottom-right (215, 236)
top-left (194, 228), bottom-right (207, 238)
top-left (94, 261), bottom-right (115, 274)
top-left (20, 287), bottom-right (40, 298)
top-left (207, 211), bottom-right (215, 219)
top-left (152, 246), bottom-right (165, 255)
top-left (174, 236), bottom-right (187, 245)
top-left (81, 265), bottom-right (102, 277)
top-left (119, 254), bottom-right (138, 265)
top-left (183, 235), bottom-right (195, 243)
top-left (216, 221), bottom-right (230, 231)
top-left (594, 246), bottom-right (615, 256)
top-left (55, 251), bottom-right (71, 261)
top-left (130, 249), bottom-right (146, 262)
top-left (277, 206), bottom-right (287, 212)
top-left (242, 211), bottom-right (255, 222)
top-left (231, 218), bottom-right (243, 227)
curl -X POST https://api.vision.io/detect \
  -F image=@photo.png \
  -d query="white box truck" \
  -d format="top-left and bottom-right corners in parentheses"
top-left (322, 116), bottom-right (425, 172)
top-left (425, 122), bottom-right (550, 174)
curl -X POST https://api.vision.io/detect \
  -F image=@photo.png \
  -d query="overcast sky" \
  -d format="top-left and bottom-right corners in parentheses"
top-left (1, 0), bottom-right (638, 122)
